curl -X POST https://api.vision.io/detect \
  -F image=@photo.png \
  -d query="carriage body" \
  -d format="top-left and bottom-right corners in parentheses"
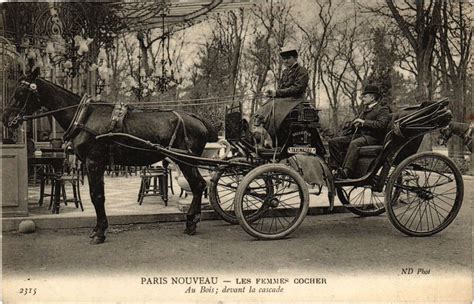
top-left (224, 100), bottom-right (324, 161)
top-left (213, 98), bottom-right (463, 239)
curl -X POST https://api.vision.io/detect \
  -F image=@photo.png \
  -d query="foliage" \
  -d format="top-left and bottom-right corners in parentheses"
top-left (6, 2), bottom-right (471, 138)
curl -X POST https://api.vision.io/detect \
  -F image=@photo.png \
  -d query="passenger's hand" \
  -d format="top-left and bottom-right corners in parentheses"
top-left (343, 121), bottom-right (352, 129)
top-left (265, 89), bottom-right (276, 98)
top-left (353, 118), bottom-right (364, 127)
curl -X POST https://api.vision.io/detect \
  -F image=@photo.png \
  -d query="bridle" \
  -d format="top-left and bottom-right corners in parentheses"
top-left (5, 80), bottom-right (39, 127)
top-left (5, 79), bottom-right (78, 127)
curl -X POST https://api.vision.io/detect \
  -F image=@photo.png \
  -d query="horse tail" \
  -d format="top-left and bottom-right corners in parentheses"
top-left (201, 117), bottom-right (219, 142)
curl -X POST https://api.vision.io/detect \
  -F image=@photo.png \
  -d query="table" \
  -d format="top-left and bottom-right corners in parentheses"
top-left (28, 152), bottom-right (66, 214)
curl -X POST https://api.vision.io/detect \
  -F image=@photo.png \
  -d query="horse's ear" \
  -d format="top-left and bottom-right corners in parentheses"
top-left (26, 67), bottom-right (40, 82)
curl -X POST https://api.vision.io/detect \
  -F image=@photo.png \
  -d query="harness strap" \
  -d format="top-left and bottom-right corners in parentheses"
top-left (74, 123), bottom-right (100, 136)
top-left (169, 110), bottom-right (192, 153)
top-left (63, 94), bottom-right (91, 141)
top-left (23, 104), bottom-right (79, 121)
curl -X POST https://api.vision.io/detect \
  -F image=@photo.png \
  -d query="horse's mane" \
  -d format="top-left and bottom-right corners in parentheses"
top-left (38, 77), bottom-right (82, 101)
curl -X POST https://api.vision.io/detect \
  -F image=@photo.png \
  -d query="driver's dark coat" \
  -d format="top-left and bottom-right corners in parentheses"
top-left (276, 63), bottom-right (309, 98)
top-left (254, 62), bottom-right (309, 136)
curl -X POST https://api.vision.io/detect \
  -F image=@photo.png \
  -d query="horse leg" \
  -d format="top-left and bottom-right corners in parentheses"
top-left (179, 164), bottom-right (207, 235)
top-left (86, 158), bottom-right (108, 244)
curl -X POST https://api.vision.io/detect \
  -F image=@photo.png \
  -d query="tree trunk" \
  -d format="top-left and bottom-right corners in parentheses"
top-left (137, 32), bottom-right (151, 76)
top-left (330, 92), bottom-right (339, 132)
top-left (448, 82), bottom-right (466, 159)
top-left (331, 108), bottom-right (339, 133)
top-left (229, 35), bottom-right (241, 96)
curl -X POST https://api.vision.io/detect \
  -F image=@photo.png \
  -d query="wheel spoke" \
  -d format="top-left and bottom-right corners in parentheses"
top-left (338, 184), bottom-right (386, 216)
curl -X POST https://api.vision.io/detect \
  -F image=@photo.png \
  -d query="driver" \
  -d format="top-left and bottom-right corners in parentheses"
top-left (265, 46), bottom-right (309, 99)
top-left (252, 46), bottom-right (309, 147)
top-left (328, 84), bottom-right (390, 179)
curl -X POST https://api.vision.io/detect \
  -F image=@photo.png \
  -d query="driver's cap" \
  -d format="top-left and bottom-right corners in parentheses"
top-left (280, 45), bottom-right (298, 58)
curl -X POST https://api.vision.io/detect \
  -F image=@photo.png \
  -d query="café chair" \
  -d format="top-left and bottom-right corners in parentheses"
top-left (46, 158), bottom-right (84, 213)
top-left (27, 139), bottom-right (47, 186)
top-left (56, 170), bottom-right (84, 211)
top-left (38, 165), bottom-right (57, 207)
top-left (137, 165), bottom-right (168, 206)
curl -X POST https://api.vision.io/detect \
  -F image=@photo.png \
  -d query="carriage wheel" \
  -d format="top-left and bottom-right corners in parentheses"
top-left (336, 185), bottom-right (386, 217)
top-left (209, 158), bottom-right (260, 224)
top-left (234, 164), bottom-right (309, 240)
top-left (385, 152), bottom-right (463, 236)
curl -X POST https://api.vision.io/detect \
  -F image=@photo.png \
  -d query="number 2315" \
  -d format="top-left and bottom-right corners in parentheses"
top-left (19, 288), bottom-right (37, 295)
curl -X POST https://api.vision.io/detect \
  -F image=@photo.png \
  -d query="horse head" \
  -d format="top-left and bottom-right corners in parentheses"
top-left (3, 68), bottom-right (42, 129)
top-left (438, 121), bottom-right (473, 152)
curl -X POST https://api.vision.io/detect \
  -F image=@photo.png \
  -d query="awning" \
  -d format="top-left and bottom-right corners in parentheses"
top-left (107, 0), bottom-right (255, 31)
top-left (1, 1), bottom-right (256, 45)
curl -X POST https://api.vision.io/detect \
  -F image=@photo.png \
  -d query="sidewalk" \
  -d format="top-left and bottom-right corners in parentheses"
top-left (3, 171), bottom-right (346, 232)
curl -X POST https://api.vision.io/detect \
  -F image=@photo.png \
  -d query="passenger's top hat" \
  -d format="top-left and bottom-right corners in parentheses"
top-left (362, 84), bottom-right (381, 96)
top-left (280, 45), bottom-right (298, 58)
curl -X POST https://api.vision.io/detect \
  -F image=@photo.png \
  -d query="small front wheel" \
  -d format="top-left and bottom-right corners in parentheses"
top-left (385, 152), bottom-right (464, 236)
top-left (234, 163), bottom-right (309, 240)
top-left (209, 158), bottom-right (254, 224)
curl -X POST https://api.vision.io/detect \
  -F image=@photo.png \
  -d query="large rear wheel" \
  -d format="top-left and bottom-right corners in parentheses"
top-left (385, 152), bottom-right (463, 236)
top-left (234, 164), bottom-right (309, 240)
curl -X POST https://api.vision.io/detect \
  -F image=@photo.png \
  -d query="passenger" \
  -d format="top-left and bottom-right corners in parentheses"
top-left (328, 84), bottom-right (390, 179)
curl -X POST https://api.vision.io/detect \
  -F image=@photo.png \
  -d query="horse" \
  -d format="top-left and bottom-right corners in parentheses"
top-left (439, 121), bottom-right (472, 152)
top-left (3, 68), bottom-right (218, 244)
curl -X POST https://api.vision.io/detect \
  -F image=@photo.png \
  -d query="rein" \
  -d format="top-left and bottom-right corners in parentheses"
top-left (22, 104), bottom-right (79, 120)
top-left (18, 98), bottom-right (237, 123)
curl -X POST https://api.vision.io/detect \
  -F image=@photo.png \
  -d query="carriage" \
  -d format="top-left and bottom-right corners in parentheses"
top-left (208, 97), bottom-right (464, 239)
top-left (4, 72), bottom-right (464, 243)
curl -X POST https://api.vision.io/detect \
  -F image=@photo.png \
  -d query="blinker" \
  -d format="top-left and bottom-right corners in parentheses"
top-left (20, 80), bottom-right (38, 94)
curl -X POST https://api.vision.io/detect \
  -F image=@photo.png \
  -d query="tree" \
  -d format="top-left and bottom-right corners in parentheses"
top-left (436, 2), bottom-right (472, 158)
top-left (245, 1), bottom-right (293, 115)
top-left (295, 0), bottom-right (339, 108)
top-left (180, 10), bottom-right (248, 130)
top-left (338, 10), bottom-right (372, 115)
top-left (386, 0), bottom-right (442, 101)
top-left (319, 17), bottom-right (354, 131)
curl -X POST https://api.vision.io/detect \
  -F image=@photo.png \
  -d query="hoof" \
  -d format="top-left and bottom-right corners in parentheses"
top-left (183, 225), bottom-right (196, 235)
top-left (89, 230), bottom-right (98, 238)
top-left (90, 235), bottom-right (106, 245)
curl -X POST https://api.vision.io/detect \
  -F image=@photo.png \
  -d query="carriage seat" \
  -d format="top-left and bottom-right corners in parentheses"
top-left (356, 112), bottom-right (395, 159)
top-left (353, 107), bottom-right (423, 176)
